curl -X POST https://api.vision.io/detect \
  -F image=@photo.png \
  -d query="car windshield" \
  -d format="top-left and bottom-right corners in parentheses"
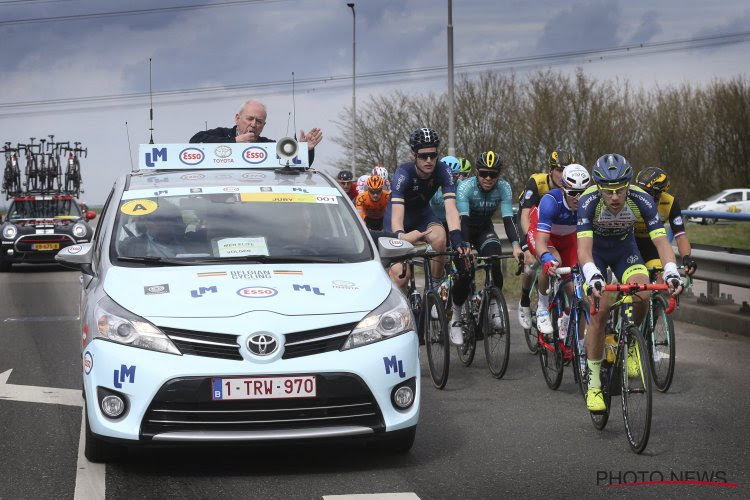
top-left (111, 183), bottom-right (371, 264)
top-left (7, 197), bottom-right (82, 220)
top-left (704, 190), bottom-right (731, 202)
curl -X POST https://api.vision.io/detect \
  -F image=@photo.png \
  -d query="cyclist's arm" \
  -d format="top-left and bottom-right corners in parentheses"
top-left (535, 231), bottom-right (552, 260)
top-left (444, 198), bottom-right (461, 233)
top-left (668, 197), bottom-right (692, 258)
top-left (389, 168), bottom-right (408, 233)
top-left (498, 181), bottom-right (520, 247)
top-left (354, 194), bottom-right (367, 220)
top-left (390, 203), bottom-right (405, 233)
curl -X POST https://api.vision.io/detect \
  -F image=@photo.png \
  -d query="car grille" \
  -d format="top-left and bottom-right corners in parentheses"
top-left (282, 322), bottom-right (357, 359)
top-left (161, 327), bottom-right (242, 361)
top-left (140, 373), bottom-right (384, 438)
top-left (15, 234), bottom-right (74, 252)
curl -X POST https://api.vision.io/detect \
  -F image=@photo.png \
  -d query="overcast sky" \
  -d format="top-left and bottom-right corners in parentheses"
top-left (1, 0), bottom-right (748, 206)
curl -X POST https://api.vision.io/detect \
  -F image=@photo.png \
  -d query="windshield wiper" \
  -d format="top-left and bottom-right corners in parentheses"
top-left (197, 255), bottom-right (345, 264)
top-left (117, 256), bottom-right (197, 266)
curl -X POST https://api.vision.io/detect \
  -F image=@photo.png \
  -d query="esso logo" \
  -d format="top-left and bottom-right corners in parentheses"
top-left (180, 173), bottom-right (205, 181)
top-left (243, 146), bottom-right (267, 164)
top-left (237, 286), bottom-right (277, 298)
top-left (68, 245), bottom-right (82, 254)
top-left (180, 148), bottom-right (205, 165)
top-left (223, 187), bottom-right (240, 192)
top-left (389, 238), bottom-right (404, 247)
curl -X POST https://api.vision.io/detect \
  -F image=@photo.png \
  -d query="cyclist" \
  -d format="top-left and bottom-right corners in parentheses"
top-left (529, 164), bottom-right (590, 334)
top-left (430, 155), bottom-right (472, 231)
top-left (577, 153), bottom-right (683, 412)
top-left (336, 170), bottom-right (358, 201)
top-left (450, 151), bottom-right (523, 344)
top-left (634, 167), bottom-right (697, 277)
top-left (517, 148), bottom-right (575, 331)
top-left (386, 128), bottom-right (470, 303)
top-left (356, 175), bottom-right (390, 230)
top-left (372, 164), bottom-right (392, 192)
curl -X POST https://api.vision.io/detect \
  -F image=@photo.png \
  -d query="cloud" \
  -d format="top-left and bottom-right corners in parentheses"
top-left (536, 0), bottom-right (623, 53)
top-left (625, 10), bottom-right (661, 44)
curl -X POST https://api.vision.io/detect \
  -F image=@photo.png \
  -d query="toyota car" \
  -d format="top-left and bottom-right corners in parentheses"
top-left (57, 141), bottom-right (420, 462)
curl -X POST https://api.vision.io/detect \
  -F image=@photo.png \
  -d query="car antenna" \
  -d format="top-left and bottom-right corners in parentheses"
top-left (148, 58), bottom-right (155, 144)
top-left (292, 71), bottom-right (297, 140)
top-left (125, 121), bottom-right (135, 171)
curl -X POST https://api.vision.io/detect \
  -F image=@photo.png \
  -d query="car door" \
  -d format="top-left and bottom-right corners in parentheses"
top-left (719, 191), bottom-right (743, 213)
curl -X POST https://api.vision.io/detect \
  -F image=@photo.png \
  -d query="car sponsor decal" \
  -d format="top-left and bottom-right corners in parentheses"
top-left (67, 245), bottom-right (82, 254)
top-left (214, 145), bottom-right (232, 158)
top-left (223, 186), bottom-right (240, 192)
top-left (237, 286), bottom-right (278, 298)
top-left (389, 238), bottom-right (403, 247)
top-left (231, 270), bottom-right (272, 280)
top-left (260, 186), bottom-right (273, 192)
top-left (331, 280), bottom-right (358, 290)
top-left (113, 365), bottom-right (136, 389)
top-left (121, 199), bottom-right (158, 216)
top-left (197, 271), bottom-right (227, 277)
top-left (242, 146), bottom-right (268, 164)
top-left (216, 237), bottom-right (270, 257)
top-left (180, 173), bottom-right (205, 181)
top-left (293, 284), bottom-right (325, 295)
top-left (273, 270), bottom-right (302, 275)
top-left (241, 172), bottom-right (266, 182)
top-left (179, 148), bottom-right (205, 166)
top-left (144, 283), bottom-right (170, 295)
top-left (239, 193), bottom-right (338, 204)
top-left (83, 351), bottom-right (93, 375)
top-left (191, 285), bottom-right (218, 298)
top-left (190, 188), bottom-right (203, 193)
top-left (383, 355), bottom-right (406, 378)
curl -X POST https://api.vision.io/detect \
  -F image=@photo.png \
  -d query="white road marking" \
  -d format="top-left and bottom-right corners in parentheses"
top-left (0, 369), bottom-right (106, 499)
top-left (323, 494), bottom-right (420, 500)
top-left (3, 315), bottom-right (79, 323)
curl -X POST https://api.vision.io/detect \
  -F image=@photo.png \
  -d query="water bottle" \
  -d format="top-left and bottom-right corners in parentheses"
top-left (438, 277), bottom-right (451, 302)
top-left (605, 333), bottom-right (617, 364)
top-left (557, 308), bottom-right (570, 340)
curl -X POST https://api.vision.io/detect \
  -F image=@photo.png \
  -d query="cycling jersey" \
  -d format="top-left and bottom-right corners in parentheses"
top-left (518, 172), bottom-right (553, 210)
top-left (527, 188), bottom-right (578, 267)
top-left (384, 161), bottom-right (455, 232)
top-left (430, 178), bottom-right (467, 223)
top-left (356, 191), bottom-right (390, 230)
top-left (634, 192), bottom-right (686, 266)
top-left (456, 176), bottom-right (514, 225)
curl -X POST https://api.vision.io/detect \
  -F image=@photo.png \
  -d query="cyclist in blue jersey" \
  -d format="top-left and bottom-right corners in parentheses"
top-left (449, 151), bottom-right (523, 344)
top-left (430, 155), bottom-right (472, 229)
top-left (577, 153), bottom-right (683, 412)
top-left (386, 128), bottom-right (470, 298)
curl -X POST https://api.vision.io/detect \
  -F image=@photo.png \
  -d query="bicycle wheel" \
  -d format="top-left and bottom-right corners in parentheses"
top-left (620, 326), bottom-right (652, 454)
top-left (570, 304), bottom-right (589, 396)
top-left (523, 283), bottom-right (539, 354)
top-left (424, 291), bottom-right (450, 389)
top-left (483, 287), bottom-right (510, 379)
top-left (646, 294), bottom-right (675, 392)
top-left (538, 304), bottom-right (564, 390)
top-left (456, 298), bottom-right (477, 366)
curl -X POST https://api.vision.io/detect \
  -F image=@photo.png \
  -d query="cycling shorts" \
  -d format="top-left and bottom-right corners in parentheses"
top-left (384, 203), bottom-right (442, 233)
top-left (592, 236), bottom-right (648, 283)
top-left (467, 221), bottom-right (502, 253)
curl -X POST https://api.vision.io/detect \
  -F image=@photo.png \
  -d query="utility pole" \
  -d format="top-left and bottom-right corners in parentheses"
top-left (347, 3), bottom-right (357, 172)
top-left (447, 0), bottom-right (455, 156)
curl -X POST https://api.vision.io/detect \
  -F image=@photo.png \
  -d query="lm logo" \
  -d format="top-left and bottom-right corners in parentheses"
top-left (383, 356), bottom-right (406, 378)
top-left (145, 148), bottom-right (167, 168)
top-left (113, 364), bottom-right (136, 389)
top-left (293, 284), bottom-right (324, 295)
top-left (191, 286), bottom-right (218, 298)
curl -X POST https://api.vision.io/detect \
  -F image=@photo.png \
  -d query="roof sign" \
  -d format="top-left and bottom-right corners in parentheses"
top-left (138, 143), bottom-right (309, 171)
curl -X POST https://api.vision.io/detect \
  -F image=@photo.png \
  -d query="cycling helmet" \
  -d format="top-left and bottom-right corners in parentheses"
top-left (337, 170), bottom-right (353, 181)
top-left (547, 148), bottom-right (575, 170)
top-left (372, 165), bottom-right (389, 181)
top-left (560, 164), bottom-right (591, 192)
top-left (636, 166), bottom-right (670, 194)
top-left (441, 155), bottom-right (460, 174)
top-left (409, 127), bottom-right (440, 151)
top-left (366, 175), bottom-right (385, 191)
top-left (592, 153), bottom-right (633, 187)
top-left (457, 157), bottom-right (472, 174)
top-left (476, 151), bottom-right (503, 171)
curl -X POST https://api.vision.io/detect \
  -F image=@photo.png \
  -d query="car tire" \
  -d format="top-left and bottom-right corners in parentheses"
top-left (84, 407), bottom-right (126, 463)
top-left (367, 426), bottom-right (416, 454)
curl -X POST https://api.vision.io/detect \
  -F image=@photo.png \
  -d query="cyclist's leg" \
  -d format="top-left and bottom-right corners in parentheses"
top-left (416, 209), bottom-right (446, 288)
top-left (613, 239), bottom-right (650, 324)
top-left (476, 225), bottom-right (502, 288)
top-left (449, 243), bottom-right (472, 345)
top-left (585, 246), bottom-right (612, 410)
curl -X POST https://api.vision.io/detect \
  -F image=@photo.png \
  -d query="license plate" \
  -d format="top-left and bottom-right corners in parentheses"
top-left (211, 375), bottom-right (316, 401)
top-left (32, 243), bottom-right (60, 250)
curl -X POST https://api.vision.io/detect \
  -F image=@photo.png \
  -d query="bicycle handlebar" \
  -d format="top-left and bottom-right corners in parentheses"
top-left (590, 283), bottom-right (677, 316)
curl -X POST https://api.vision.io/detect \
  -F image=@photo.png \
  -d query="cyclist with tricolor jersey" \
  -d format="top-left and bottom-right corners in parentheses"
top-left (577, 153), bottom-right (683, 412)
top-left (517, 149), bottom-right (576, 330)
top-left (529, 164), bottom-right (590, 334)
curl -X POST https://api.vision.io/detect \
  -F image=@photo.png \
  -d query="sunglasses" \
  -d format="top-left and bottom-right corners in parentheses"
top-left (416, 152), bottom-right (438, 160)
top-left (477, 170), bottom-right (499, 179)
top-left (338, 180), bottom-right (352, 185)
top-left (368, 189), bottom-right (383, 195)
top-left (563, 189), bottom-right (585, 198)
top-left (599, 185), bottom-right (628, 196)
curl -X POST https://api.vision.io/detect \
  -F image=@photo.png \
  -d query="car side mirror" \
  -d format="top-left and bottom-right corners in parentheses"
top-left (56, 242), bottom-right (95, 276)
top-left (85, 210), bottom-right (97, 220)
top-left (377, 237), bottom-right (427, 264)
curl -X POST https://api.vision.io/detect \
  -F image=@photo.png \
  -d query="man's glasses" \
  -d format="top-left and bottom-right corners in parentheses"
top-left (368, 189), bottom-right (382, 195)
top-left (477, 170), bottom-right (499, 179)
top-left (599, 185), bottom-right (628, 196)
top-left (563, 188), bottom-right (585, 198)
top-left (416, 152), bottom-right (438, 160)
top-left (338, 181), bottom-right (352, 186)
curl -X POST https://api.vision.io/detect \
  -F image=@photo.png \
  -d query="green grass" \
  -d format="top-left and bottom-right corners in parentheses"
top-left (683, 221), bottom-right (750, 250)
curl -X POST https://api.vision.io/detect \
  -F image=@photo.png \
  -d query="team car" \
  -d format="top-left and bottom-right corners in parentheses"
top-left (56, 140), bottom-right (420, 462)
top-left (686, 188), bottom-right (750, 224)
top-left (1, 193), bottom-right (96, 271)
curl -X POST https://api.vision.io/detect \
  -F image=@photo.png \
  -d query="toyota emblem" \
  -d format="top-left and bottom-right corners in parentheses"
top-left (247, 333), bottom-right (279, 356)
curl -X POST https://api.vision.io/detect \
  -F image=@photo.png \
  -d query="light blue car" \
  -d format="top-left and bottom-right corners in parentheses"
top-left (57, 141), bottom-right (420, 461)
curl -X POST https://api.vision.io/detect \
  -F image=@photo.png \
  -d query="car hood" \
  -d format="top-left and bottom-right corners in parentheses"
top-left (103, 262), bottom-right (390, 318)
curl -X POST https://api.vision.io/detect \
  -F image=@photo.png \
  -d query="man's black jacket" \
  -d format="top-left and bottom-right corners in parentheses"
top-left (189, 126), bottom-right (315, 165)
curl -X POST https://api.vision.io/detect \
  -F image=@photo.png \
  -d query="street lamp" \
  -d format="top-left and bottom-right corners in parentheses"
top-left (347, 2), bottom-right (356, 172)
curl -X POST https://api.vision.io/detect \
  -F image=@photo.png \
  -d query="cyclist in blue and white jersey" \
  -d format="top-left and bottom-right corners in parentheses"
top-left (386, 128), bottom-right (471, 296)
top-left (577, 153), bottom-right (683, 412)
top-left (449, 151), bottom-right (523, 344)
top-left (430, 155), bottom-right (472, 230)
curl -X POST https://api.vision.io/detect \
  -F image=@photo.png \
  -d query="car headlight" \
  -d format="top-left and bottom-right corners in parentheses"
top-left (2, 225), bottom-right (17, 239)
top-left (690, 204), bottom-right (705, 211)
top-left (72, 223), bottom-right (87, 238)
top-left (341, 284), bottom-right (413, 350)
top-left (93, 295), bottom-right (181, 355)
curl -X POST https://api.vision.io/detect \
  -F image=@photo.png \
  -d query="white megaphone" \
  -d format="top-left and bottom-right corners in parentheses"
top-left (276, 137), bottom-right (299, 165)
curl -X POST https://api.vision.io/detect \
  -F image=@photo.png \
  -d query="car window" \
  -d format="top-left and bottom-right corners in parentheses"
top-left (110, 188), bottom-right (371, 264)
top-left (92, 188), bottom-right (115, 266)
top-left (7, 198), bottom-right (82, 220)
top-left (705, 191), bottom-right (730, 202)
top-left (721, 192), bottom-right (742, 203)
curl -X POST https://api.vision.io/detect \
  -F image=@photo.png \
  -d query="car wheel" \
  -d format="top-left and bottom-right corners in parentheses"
top-left (367, 426), bottom-right (416, 454)
top-left (84, 406), bottom-right (126, 463)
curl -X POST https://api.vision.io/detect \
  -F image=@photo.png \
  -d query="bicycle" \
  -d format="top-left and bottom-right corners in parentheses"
top-left (44, 135), bottom-right (64, 192)
top-left (2, 142), bottom-right (23, 198)
top-left (536, 265), bottom-right (590, 392)
top-left (22, 138), bottom-right (41, 192)
top-left (641, 265), bottom-right (692, 392)
top-left (62, 142), bottom-right (86, 197)
top-left (454, 254), bottom-right (520, 379)
top-left (400, 247), bottom-right (454, 389)
top-left (589, 283), bottom-right (676, 454)
top-left (522, 259), bottom-right (541, 354)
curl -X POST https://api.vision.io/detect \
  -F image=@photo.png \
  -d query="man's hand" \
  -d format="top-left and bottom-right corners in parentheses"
top-left (587, 273), bottom-right (605, 299)
top-left (300, 128), bottom-right (323, 149)
top-left (543, 259), bottom-right (560, 277)
top-left (512, 244), bottom-right (523, 267)
top-left (236, 131), bottom-right (257, 143)
top-left (399, 229), bottom-right (428, 245)
top-left (682, 255), bottom-right (697, 276)
top-left (664, 270), bottom-right (684, 296)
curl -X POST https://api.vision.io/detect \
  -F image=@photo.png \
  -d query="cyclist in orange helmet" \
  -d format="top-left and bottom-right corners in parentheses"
top-left (356, 175), bottom-right (390, 230)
